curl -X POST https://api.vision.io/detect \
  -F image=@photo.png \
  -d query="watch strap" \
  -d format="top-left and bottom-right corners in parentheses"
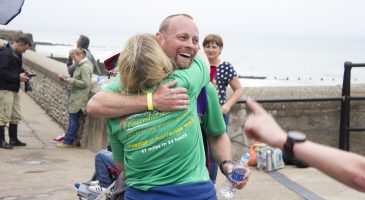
top-left (283, 131), bottom-right (306, 160)
top-left (283, 136), bottom-right (295, 159)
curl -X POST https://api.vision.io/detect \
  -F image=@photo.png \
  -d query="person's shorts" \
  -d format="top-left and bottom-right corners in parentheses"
top-left (0, 90), bottom-right (21, 126)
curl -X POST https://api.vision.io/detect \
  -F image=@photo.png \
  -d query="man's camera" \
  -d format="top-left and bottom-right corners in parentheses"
top-left (24, 71), bottom-right (37, 92)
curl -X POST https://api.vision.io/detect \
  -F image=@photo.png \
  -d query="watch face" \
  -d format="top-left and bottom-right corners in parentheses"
top-left (288, 131), bottom-right (306, 141)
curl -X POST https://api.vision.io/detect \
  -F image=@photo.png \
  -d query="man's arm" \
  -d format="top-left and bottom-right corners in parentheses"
top-left (207, 133), bottom-right (250, 189)
top-left (0, 50), bottom-right (25, 83)
top-left (87, 91), bottom-right (147, 118)
top-left (244, 98), bottom-right (365, 192)
top-left (207, 133), bottom-right (231, 165)
top-left (87, 80), bottom-right (189, 118)
top-left (202, 83), bottom-right (230, 164)
top-left (202, 83), bottom-right (249, 189)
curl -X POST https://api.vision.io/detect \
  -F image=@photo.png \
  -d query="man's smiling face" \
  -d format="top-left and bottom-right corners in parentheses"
top-left (158, 15), bottom-right (199, 69)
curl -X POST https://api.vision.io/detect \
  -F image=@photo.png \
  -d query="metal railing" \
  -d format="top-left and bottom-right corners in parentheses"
top-left (339, 62), bottom-right (365, 151)
top-left (237, 61), bottom-right (365, 151)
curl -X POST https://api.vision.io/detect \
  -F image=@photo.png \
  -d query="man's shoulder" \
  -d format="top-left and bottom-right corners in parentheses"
top-left (0, 46), bottom-right (11, 54)
top-left (185, 56), bottom-right (207, 71)
top-left (0, 47), bottom-right (13, 60)
top-left (193, 55), bottom-right (204, 64)
top-left (86, 50), bottom-right (97, 62)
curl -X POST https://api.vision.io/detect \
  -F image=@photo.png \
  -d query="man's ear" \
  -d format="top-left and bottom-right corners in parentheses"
top-left (156, 32), bottom-right (163, 44)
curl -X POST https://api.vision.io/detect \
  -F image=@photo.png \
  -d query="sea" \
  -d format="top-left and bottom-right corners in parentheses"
top-left (35, 33), bottom-right (365, 87)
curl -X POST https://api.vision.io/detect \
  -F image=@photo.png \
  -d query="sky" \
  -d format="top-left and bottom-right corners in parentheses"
top-left (1, 0), bottom-right (365, 46)
top-left (2, 0), bottom-right (365, 85)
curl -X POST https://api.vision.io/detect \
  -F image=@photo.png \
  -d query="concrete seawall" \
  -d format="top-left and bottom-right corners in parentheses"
top-left (228, 85), bottom-right (365, 159)
top-left (21, 49), bottom-right (108, 152)
top-left (19, 47), bottom-right (365, 159)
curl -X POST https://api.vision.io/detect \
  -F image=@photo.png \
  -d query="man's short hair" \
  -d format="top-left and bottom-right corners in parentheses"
top-left (78, 35), bottom-right (90, 49)
top-left (159, 14), bottom-right (193, 35)
top-left (16, 36), bottom-right (32, 47)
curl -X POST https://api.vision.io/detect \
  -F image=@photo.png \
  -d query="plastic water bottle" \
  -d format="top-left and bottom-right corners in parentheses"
top-left (220, 153), bottom-right (250, 198)
top-left (97, 76), bottom-right (105, 86)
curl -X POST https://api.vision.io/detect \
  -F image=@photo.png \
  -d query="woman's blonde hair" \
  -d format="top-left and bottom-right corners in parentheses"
top-left (117, 33), bottom-right (175, 94)
top-left (69, 48), bottom-right (86, 57)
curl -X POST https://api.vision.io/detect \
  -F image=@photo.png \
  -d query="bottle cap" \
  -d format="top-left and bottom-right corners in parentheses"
top-left (242, 152), bottom-right (250, 162)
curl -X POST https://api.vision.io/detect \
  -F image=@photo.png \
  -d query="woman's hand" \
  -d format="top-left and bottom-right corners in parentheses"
top-left (221, 103), bottom-right (231, 114)
top-left (58, 74), bottom-right (69, 83)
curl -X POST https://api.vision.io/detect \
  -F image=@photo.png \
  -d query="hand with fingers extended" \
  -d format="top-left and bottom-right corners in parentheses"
top-left (153, 80), bottom-right (190, 111)
top-left (243, 98), bottom-right (287, 149)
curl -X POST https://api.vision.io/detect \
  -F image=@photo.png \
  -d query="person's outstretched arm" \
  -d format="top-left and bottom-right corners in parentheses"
top-left (243, 98), bottom-right (365, 192)
top-left (87, 80), bottom-right (189, 118)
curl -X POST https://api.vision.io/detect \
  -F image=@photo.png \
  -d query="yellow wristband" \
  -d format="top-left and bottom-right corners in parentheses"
top-left (147, 93), bottom-right (154, 111)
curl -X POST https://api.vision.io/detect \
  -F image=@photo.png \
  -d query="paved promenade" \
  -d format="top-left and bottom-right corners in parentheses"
top-left (0, 91), bottom-right (364, 200)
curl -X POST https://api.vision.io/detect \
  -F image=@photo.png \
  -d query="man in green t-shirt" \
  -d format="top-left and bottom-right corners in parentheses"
top-left (87, 14), bottom-right (249, 198)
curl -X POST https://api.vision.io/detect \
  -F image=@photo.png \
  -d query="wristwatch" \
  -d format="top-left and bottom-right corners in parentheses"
top-left (219, 160), bottom-right (234, 176)
top-left (283, 131), bottom-right (306, 160)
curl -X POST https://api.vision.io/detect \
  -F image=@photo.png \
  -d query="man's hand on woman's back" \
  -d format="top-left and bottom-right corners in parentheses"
top-left (153, 80), bottom-right (189, 112)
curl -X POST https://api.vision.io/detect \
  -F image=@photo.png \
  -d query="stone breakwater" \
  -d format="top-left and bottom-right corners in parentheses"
top-left (11, 39), bottom-right (365, 157)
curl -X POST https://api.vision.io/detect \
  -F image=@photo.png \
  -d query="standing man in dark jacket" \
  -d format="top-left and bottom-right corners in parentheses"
top-left (0, 37), bottom-right (32, 149)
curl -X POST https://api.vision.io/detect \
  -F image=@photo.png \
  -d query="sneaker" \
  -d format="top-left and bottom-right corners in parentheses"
top-left (51, 133), bottom-right (65, 143)
top-left (74, 180), bottom-right (99, 191)
top-left (89, 180), bottom-right (99, 185)
top-left (56, 143), bottom-right (73, 148)
top-left (88, 184), bottom-right (107, 193)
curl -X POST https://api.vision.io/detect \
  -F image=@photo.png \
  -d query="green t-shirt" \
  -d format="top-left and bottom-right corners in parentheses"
top-left (104, 56), bottom-right (212, 191)
top-left (103, 69), bottom-right (226, 138)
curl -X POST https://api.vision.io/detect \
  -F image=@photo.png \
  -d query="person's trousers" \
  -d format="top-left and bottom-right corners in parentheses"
top-left (95, 150), bottom-right (117, 188)
top-left (63, 110), bottom-right (82, 145)
top-left (0, 90), bottom-right (21, 126)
